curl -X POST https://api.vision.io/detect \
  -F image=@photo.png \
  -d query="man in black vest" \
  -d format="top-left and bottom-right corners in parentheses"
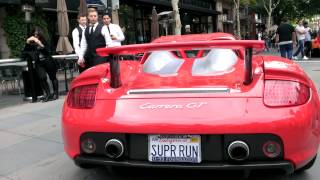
top-left (72, 14), bottom-right (87, 73)
top-left (78, 8), bottom-right (112, 70)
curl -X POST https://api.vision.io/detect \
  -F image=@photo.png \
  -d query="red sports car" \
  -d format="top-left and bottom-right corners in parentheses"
top-left (62, 33), bottom-right (320, 177)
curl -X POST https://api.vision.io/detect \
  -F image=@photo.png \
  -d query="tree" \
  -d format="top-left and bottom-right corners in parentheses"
top-left (233, 0), bottom-right (241, 39)
top-left (3, 6), bottom-right (49, 58)
top-left (233, 0), bottom-right (256, 39)
top-left (262, 0), bottom-right (280, 35)
top-left (171, 0), bottom-right (181, 35)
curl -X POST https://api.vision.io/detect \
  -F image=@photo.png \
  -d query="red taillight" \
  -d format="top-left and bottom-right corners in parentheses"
top-left (67, 84), bottom-right (97, 108)
top-left (264, 80), bottom-right (310, 107)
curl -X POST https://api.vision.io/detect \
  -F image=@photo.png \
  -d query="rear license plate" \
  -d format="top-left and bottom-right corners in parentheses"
top-left (148, 135), bottom-right (201, 163)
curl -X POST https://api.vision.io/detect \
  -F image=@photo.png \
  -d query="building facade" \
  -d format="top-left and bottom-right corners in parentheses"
top-left (117, 0), bottom-right (220, 44)
top-left (1, 0), bottom-right (240, 58)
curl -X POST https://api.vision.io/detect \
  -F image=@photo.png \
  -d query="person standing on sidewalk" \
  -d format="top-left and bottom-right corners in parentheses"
top-left (24, 27), bottom-right (59, 101)
top-left (304, 21), bottom-right (312, 59)
top-left (72, 14), bottom-right (87, 73)
top-left (78, 8), bottom-right (112, 70)
top-left (102, 13), bottom-right (125, 47)
top-left (276, 18), bottom-right (296, 59)
top-left (293, 20), bottom-right (308, 60)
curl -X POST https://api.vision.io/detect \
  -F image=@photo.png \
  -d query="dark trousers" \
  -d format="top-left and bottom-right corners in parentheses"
top-left (293, 39), bottom-right (305, 57)
top-left (279, 43), bottom-right (293, 59)
top-left (305, 41), bottom-right (312, 58)
top-left (84, 53), bottom-right (108, 70)
top-left (36, 59), bottom-right (57, 81)
top-left (35, 59), bottom-right (58, 96)
top-left (77, 65), bottom-right (86, 73)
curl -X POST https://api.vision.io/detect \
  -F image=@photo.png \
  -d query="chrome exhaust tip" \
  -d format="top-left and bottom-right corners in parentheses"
top-left (105, 139), bottom-right (124, 159)
top-left (228, 141), bottom-right (250, 161)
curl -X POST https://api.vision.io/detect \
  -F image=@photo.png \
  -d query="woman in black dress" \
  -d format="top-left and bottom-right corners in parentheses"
top-left (24, 27), bottom-right (59, 102)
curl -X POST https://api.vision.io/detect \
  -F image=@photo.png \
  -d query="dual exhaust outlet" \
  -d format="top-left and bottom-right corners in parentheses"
top-left (228, 141), bottom-right (250, 161)
top-left (104, 139), bottom-right (249, 161)
top-left (105, 139), bottom-right (124, 159)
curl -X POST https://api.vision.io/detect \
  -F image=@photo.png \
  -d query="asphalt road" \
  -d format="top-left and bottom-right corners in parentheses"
top-left (0, 60), bottom-right (320, 180)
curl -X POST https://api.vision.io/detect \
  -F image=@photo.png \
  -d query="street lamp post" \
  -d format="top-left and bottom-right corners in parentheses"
top-left (22, 3), bottom-right (34, 34)
top-left (22, 0), bottom-right (36, 102)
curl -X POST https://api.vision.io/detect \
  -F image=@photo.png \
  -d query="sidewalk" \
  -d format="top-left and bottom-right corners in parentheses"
top-left (0, 72), bottom-right (72, 109)
top-left (262, 49), bottom-right (320, 61)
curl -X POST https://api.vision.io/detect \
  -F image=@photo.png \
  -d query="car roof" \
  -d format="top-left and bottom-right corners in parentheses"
top-left (152, 33), bottom-right (236, 43)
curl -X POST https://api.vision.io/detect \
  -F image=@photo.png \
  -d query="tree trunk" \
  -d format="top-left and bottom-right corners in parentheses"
top-left (112, 9), bottom-right (120, 25)
top-left (267, 12), bottom-right (272, 35)
top-left (233, 0), bottom-right (241, 39)
top-left (266, 0), bottom-right (272, 35)
top-left (263, 0), bottom-right (280, 35)
top-left (171, 0), bottom-right (181, 35)
top-left (236, 10), bottom-right (241, 39)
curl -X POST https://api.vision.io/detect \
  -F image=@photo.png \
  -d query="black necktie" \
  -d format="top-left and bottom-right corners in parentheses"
top-left (90, 26), bottom-right (94, 34)
top-left (107, 25), bottom-right (111, 34)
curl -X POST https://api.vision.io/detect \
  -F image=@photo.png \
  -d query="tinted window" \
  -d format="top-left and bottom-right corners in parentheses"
top-left (143, 51), bottom-right (184, 76)
top-left (192, 49), bottom-right (237, 75)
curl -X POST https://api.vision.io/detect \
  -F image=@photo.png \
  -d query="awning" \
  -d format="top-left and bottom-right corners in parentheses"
top-left (0, 0), bottom-right (20, 4)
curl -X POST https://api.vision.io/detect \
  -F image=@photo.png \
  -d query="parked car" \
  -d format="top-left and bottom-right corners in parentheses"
top-left (62, 33), bottom-right (320, 178)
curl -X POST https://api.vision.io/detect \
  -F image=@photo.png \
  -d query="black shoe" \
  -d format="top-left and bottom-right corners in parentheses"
top-left (52, 93), bottom-right (59, 100)
top-left (42, 95), bottom-right (50, 102)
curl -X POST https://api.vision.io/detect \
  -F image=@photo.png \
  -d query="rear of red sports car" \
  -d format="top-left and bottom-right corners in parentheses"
top-left (62, 33), bottom-right (320, 176)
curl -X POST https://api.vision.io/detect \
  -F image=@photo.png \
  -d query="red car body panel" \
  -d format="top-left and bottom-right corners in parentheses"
top-left (62, 33), bottom-right (320, 172)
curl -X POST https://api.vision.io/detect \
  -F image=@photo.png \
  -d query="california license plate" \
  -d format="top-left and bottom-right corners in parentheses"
top-left (148, 135), bottom-right (201, 163)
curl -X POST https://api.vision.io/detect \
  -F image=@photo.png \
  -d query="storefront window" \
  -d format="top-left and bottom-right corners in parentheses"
top-left (118, 0), bottom-right (218, 43)
top-left (119, 3), bottom-right (137, 44)
top-left (208, 16), bottom-right (213, 32)
top-left (182, 0), bottom-right (215, 9)
top-left (136, 9), bottom-right (142, 19)
top-left (136, 20), bottom-right (145, 43)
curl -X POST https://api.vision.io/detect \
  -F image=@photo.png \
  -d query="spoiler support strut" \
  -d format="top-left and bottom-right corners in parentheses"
top-left (109, 54), bottom-right (122, 88)
top-left (244, 48), bottom-right (253, 85)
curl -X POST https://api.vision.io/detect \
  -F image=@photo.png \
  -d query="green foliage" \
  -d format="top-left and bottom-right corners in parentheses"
top-left (252, 0), bottom-right (320, 23)
top-left (241, 0), bottom-right (256, 6)
top-left (2, 6), bottom-right (49, 58)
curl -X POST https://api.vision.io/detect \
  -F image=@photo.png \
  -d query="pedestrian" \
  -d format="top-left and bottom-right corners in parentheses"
top-left (78, 8), bottom-right (112, 70)
top-left (275, 17), bottom-right (296, 59)
top-left (303, 21), bottom-right (312, 59)
top-left (24, 27), bottom-right (59, 102)
top-left (185, 25), bottom-right (191, 34)
top-left (293, 20), bottom-right (308, 60)
top-left (263, 31), bottom-right (270, 52)
top-left (270, 31), bottom-right (277, 50)
top-left (102, 13), bottom-right (125, 47)
top-left (72, 14), bottom-right (87, 73)
top-left (258, 31), bottom-right (262, 41)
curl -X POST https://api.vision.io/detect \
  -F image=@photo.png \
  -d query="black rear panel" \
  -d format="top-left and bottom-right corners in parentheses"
top-left (80, 133), bottom-right (283, 162)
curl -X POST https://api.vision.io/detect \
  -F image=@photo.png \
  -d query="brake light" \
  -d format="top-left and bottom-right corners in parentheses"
top-left (264, 80), bottom-right (310, 107)
top-left (67, 84), bottom-right (98, 108)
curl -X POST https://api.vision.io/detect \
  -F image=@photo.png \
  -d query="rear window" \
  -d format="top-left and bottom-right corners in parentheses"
top-left (143, 51), bottom-right (184, 76)
top-left (143, 49), bottom-right (237, 76)
top-left (192, 49), bottom-right (237, 75)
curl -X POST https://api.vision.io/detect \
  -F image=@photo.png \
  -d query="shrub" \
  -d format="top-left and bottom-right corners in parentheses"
top-left (2, 6), bottom-right (49, 58)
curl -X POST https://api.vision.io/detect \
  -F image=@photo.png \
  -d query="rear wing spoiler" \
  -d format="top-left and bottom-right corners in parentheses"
top-left (96, 40), bottom-right (265, 88)
top-left (97, 40), bottom-right (264, 56)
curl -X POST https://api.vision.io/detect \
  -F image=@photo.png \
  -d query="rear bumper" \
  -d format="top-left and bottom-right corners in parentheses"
top-left (74, 155), bottom-right (294, 174)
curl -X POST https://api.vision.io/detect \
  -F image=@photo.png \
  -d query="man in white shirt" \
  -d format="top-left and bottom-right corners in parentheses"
top-left (72, 14), bottom-right (86, 72)
top-left (78, 8), bottom-right (112, 69)
top-left (293, 20), bottom-right (308, 60)
top-left (102, 14), bottom-right (125, 46)
top-left (304, 21), bottom-right (312, 58)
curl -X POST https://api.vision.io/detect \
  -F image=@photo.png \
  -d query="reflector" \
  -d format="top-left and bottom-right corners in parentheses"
top-left (81, 138), bottom-right (96, 154)
top-left (263, 141), bottom-right (281, 158)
